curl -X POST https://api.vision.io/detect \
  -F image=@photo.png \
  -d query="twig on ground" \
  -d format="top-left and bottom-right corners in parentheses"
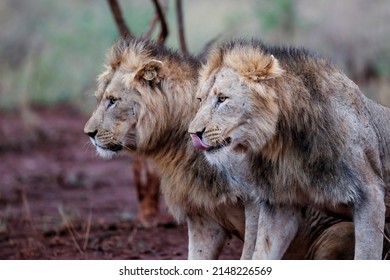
top-left (83, 211), bottom-right (92, 251)
top-left (58, 206), bottom-right (84, 255)
top-left (21, 188), bottom-right (37, 235)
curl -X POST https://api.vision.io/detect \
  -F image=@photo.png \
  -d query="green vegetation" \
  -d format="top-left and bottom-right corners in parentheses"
top-left (0, 0), bottom-right (154, 111)
top-left (1, 0), bottom-right (389, 111)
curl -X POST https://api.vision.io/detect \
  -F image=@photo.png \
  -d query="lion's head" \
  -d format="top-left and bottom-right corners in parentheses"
top-left (188, 41), bottom-right (286, 164)
top-left (84, 38), bottom-right (199, 159)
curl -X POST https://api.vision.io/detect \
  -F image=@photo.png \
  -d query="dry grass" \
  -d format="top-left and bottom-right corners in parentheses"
top-left (57, 207), bottom-right (97, 255)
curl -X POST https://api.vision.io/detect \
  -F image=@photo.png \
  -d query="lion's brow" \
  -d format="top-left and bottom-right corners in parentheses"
top-left (198, 90), bottom-right (209, 100)
top-left (94, 90), bottom-right (104, 102)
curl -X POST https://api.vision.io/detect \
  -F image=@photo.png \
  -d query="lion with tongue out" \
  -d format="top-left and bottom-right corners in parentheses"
top-left (84, 37), bottom-right (375, 259)
top-left (189, 39), bottom-right (390, 259)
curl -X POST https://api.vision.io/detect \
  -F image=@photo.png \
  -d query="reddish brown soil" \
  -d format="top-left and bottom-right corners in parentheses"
top-left (0, 105), bottom-right (242, 260)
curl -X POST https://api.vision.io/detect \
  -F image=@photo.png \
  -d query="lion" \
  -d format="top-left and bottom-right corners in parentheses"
top-left (84, 37), bottom-right (368, 259)
top-left (189, 39), bottom-right (390, 259)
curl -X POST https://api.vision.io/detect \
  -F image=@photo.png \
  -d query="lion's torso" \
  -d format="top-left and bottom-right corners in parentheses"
top-left (249, 67), bottom-right (390, 210)
top-left (189, 40), bottom-right (390, 259)
top-left (191, 40), bottom-right (390, 210)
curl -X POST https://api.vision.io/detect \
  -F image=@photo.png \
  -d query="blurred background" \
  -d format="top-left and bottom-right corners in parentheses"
top-left (0, 0), bottom-right (390, 260)
top-left (1, 0), bottom-right (390, 111)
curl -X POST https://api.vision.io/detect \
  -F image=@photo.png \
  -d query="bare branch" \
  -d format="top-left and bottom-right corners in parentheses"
top-left (142, 14), bottom-right (159, 40)
top-left (197, 34), bottom-right (221, 61)
top-left (175, 0), bottom-right (188, 53)
top-left (142, 0), bottom-right (169, 40)
top-left (151, 0), bottom-right (168, 43)
top-left (107, 0), bottom-right (133, 38)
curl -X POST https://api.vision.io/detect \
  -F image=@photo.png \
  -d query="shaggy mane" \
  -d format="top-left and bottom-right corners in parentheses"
top-left (200, 38), bottom-right (335, 85)
top-left (96, 36), bottom-right (200, 101)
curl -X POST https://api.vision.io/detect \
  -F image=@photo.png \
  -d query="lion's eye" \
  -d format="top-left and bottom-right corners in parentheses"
top-left (197, 97), bottom-right (202, 103)
top-left (106, 96), bottom-right (117, 109)
top-left (217, 96), bottom-right (227, 103)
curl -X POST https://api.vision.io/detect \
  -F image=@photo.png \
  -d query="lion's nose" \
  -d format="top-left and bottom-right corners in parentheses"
top-left (192, 127), bottom-right (205, 140)
top-left (195, 128), bottom-right (206, 139)
top-left (85, 130), bottom-right (98, 139)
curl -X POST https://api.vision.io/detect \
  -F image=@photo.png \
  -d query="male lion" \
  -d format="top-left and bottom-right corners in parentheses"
top-left (189, 39), bottom-right (390, 259)
top-left (84, 37), bottom-right (367, 259)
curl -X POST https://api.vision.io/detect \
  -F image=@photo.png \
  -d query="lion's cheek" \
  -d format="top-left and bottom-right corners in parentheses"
top-left (233, 143), bottom-right (248, 153)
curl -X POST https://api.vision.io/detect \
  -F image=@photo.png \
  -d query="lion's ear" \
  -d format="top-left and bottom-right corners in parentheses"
top-left (134, 59), bottom-right (163, 84)
top-left (250, 55), bottom-right (284, 82)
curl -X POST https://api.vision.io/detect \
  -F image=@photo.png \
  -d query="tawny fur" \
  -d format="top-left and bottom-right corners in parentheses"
top-left (132, 155), bottom-right (160, 228)
top-left (189, 39), bottom-right (390, 259)
top-left (84, 37), bottom-right (378, 259)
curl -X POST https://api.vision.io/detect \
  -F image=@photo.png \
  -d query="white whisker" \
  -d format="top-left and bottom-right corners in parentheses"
top-left (82, 139), bottom-right (94, 151)
top-left (83, 89), bottom-right (96, 97)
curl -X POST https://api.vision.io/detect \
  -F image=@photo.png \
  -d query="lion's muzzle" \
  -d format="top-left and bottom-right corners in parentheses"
top-left (189, 129), bottom-right (232, 153)
top-left (190, 132), bottom-right (211, 151)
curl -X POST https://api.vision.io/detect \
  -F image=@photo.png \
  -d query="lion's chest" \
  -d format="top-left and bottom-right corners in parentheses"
top-left (252, 155), bottom-right (362, 209)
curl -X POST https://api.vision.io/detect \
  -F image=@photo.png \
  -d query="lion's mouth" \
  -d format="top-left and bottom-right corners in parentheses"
top-left (190, 133), bottom-right (231, 152)
top-left (95, 142), bottom-right (123, 152)
top-left (207, 137), bottom-right (232, 152)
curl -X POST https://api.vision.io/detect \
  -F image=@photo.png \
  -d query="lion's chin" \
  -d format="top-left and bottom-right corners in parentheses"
top-left (204, 138), bottom-right (250, 166)
top-left (204, 142), bottom-right (247, 167)
top-left (91, 139), bottom-right (122, 159)
top-left (96, 146), bottom-right (118, 159)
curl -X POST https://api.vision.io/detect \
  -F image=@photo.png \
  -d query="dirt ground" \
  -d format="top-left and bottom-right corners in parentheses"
top-left (0, 104), bottom-right (242, 260)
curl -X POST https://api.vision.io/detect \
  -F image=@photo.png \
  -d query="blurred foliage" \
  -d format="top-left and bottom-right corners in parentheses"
top-left (0, 0), bottom-right (155, 111)
top-left (0, 0), bottom-right (390, 111)
top-left (1, 0), bottom-right (112, 110)
top-left (255, 0), bottom-right (295, 34)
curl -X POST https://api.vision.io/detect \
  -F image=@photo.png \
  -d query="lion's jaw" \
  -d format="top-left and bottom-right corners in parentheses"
top-left (84, 116), bottom-right (137, 160)
top-left (90, 135), bottom-right (122, 159)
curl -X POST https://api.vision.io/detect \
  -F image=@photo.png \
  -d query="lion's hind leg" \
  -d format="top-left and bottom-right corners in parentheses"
top-left (305, 221), bottom-right (355, 259)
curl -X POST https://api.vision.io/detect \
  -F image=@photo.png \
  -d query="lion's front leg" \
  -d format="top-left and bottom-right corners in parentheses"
top-left (353, 183), bottom-right (386, 259)
top-left (241, 199), bottom-right (260, 260)
top-left (252, 201), bottom-right (300, 259)
top-left (187, 214), bottom-right (227, 259)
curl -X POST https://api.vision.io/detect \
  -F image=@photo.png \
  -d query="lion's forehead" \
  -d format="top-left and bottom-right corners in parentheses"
top-left (212, 67), bottom-right (247, 96)
top-left (215, 67), bottom-right (240, 80)
top-left (198, 67), bottom-right (232, 99)
top-left (96, 69), bottom-right (129, 100)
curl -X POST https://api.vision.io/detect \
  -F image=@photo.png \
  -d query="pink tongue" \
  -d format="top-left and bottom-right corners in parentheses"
top-left (190, 134), bottom-right (210, 151)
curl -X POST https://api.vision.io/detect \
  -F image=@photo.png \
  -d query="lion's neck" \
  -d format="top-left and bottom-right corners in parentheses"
top-left (141, 88), bottom-right (242, 222)
top-left (144, 81), bottom-right (198, 164)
